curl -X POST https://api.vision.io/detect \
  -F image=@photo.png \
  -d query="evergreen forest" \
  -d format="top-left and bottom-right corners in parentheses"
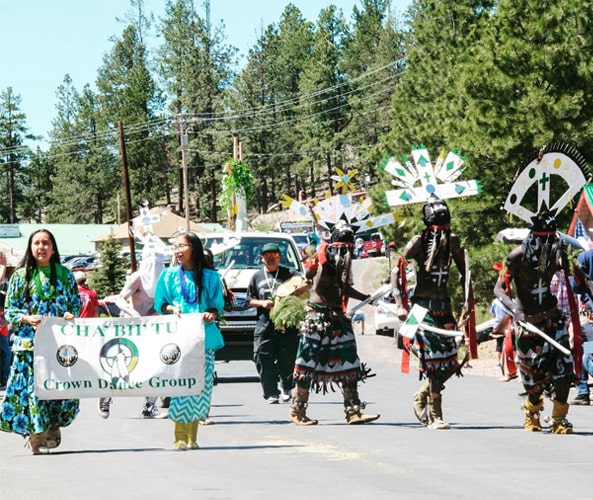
top-left (2, 0), bottom-right (593, 314)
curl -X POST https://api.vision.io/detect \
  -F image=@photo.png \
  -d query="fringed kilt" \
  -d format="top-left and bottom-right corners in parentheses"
top-left (293, 303), bottom-right (368, 393)
top-left (0, 350), bottom-right (79, 436)
top-left (168, 350), bottom-right (215, 423)
top-left (412, 298), bottom-right (461, 383)
top-left (513, 315), bottom-right (574, 396)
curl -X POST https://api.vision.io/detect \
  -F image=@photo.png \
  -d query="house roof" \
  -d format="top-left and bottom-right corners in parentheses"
top-left (0, 223), bottom-right (116, 266)
top-left (92, 207), bottom-right (223, 243)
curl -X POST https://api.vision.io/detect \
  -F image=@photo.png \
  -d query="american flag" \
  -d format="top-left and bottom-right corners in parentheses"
top-left (575, 216), bottom-right (590, 241)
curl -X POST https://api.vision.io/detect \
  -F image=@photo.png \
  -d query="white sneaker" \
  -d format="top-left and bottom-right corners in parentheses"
top-left (98, 397), bottom-right (112, 419)
top-left (281, 389), bottom-right (292, 402)
top-left (142, 403), bottom-right (161, 418)
top-left (266, 396), bottom-right (279, 404)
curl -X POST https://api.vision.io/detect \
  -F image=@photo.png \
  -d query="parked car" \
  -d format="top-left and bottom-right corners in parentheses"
top-left (65, 254), bottom-right (100, 271)
top-left (361, 232), bottom-right (385, 257)
top-left (374, 298), bottom-right (400, 337)
top-left (291, 233), bottom-right (311, 253)
top-left (197, 231), bottom-right (304, 362)
top-left (98, 294), bottom-right (123, 317)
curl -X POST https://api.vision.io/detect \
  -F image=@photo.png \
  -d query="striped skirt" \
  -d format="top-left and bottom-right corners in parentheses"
top-left (168, 350), bottom-right (215, 423)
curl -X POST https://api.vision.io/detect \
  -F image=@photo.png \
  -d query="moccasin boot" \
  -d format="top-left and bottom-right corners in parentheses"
top-left (26, 434), bottom-right (49, 455)
top-left (546, 400), bottom-right (573, 434)
top-left (522, 396), bottom-right (544, 432)
top-left (413, 382), bottom-right (430, 426)
top-left (428, 395), bottom-right (450, 430)
top-left (289, 391), bottom-right (318, 426)
top-left (344, 405), bottom-right (380, 425)
top-left (45, 425), bottom-right (61, 449)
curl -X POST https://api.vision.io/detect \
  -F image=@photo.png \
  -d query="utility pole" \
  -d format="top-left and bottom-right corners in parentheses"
top-left (118, 121), bottom-right (137, 272)
top-left (178, 115), bottom-right (190, 231)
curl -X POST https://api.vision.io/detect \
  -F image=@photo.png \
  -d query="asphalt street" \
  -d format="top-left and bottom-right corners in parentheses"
top-left (1, 258), bottom-right (593, 499)
top-left (2, 334), bottom-right (593, 500)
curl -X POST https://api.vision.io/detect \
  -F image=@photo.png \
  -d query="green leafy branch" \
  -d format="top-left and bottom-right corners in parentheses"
top-left (221, 159), bottom-right (256, 210)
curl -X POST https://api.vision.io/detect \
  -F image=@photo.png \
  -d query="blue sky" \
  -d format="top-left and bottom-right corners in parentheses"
top-left (0, 0), bottom-right (410, 142)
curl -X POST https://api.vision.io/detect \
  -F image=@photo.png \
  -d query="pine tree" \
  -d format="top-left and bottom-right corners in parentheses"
top-left (88, 233), bottom-right (128, 298)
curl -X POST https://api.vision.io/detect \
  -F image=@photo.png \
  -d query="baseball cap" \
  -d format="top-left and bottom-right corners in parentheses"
top-left (261, 243), bottom-right (280, 254)
top-left (74, 271), bottom-right (86, 283)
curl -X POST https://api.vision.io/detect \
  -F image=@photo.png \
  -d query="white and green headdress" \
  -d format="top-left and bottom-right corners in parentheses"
top-left (280, 168), bottom-right (396, 236)
top-left (381, 145), bottom-right (482, 207)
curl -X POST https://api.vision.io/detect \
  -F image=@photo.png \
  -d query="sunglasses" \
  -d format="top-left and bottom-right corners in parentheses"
top-left (263, 251), bottom-right (280, 257)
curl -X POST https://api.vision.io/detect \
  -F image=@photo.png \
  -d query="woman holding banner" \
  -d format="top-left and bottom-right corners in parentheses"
top-left (154, 232), bottom-right (225, 450)
top-left (0, 229), bottom-right (81, 454)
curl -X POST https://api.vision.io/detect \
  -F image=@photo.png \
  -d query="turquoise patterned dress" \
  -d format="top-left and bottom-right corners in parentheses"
top-left (154, 266), bottom-right (224, 423)
top-left (0, 264), bottom-right (82, 436)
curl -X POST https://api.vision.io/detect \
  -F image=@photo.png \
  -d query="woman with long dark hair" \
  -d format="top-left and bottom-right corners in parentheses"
top-left (0, 229), bottom-right (81, 454)
top-left (154, 232), bottom-right (225, 449)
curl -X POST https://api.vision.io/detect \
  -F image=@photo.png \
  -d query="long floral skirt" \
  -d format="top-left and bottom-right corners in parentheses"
top-left (168, 350), bottom-right (215, 423)
top-left (0, 351), bottom-right (79, 436)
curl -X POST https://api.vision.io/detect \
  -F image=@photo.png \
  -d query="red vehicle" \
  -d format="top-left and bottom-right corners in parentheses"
top-left (361, 232), bottom-right (385, 257)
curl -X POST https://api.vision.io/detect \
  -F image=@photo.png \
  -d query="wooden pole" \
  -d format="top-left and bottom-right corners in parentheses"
top-left (118, 121), bottom-right (137, 272)
top-left (179, 116), bottom-right (190, 231)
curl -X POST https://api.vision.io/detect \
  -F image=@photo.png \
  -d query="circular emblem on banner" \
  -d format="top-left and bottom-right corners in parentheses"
top-left (160, 343), bottom-right (181, 365)
top-left (56, 344), bottom-right (79, 367)
top-left (99, 338), bottom-right (139, 382)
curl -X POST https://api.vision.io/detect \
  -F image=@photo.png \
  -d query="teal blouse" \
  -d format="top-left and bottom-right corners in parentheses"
top-left (154, 266), bottom-right (225, 351)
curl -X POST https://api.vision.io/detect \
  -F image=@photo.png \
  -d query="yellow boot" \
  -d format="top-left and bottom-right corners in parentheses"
top-left (546, 400), bottom-right (573, 434)
top-left (522, 396), bottom-right (543, 432)
top-left (187, 421), bottom-right (200, 449)
top-left (173, 422), bottom-right (188, 450)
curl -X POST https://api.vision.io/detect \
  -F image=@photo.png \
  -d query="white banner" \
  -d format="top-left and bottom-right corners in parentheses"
top-left (34, 313), bottom-right (205, 399)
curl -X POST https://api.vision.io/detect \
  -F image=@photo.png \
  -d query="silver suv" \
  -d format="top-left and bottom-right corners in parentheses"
top-left (198, 232), bottom-right (304, 361)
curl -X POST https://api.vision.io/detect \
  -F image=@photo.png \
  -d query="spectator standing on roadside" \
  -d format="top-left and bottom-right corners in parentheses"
top-left (248, 243), bottom-right (302, 404)
top-left (154, 232), bottom-right (225, 450)
top-left (0, 229), bottom-right (81, 454)
top-left (571, 303), bottom-right (593, 405)
top-left (355, 236), bottom-right (364, 259)
top-left (0, 251), bottom-right (11, 389)
top-left (75, 271), bottom-right (99, 319)
top-left (98, 244), bottom-right (166, 419)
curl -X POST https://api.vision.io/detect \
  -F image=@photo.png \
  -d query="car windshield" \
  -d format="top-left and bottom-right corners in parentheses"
top-left (292, 234), bottom-right (309, 245)
top-left (200, 235), bottom-right (302, 271)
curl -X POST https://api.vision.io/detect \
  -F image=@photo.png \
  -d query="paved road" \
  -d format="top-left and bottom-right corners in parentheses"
top-left (2, 257), bottom-right (593, 499)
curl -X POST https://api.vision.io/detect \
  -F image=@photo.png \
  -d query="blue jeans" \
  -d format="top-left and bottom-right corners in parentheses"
top-left (0, 335), bottom-right (10, 386)
top-left (575, 354), bottom-right (593, 397)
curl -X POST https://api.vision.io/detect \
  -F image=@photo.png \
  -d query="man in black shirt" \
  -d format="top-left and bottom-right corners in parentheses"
top-left (248, 243), bottom-right (301, 404)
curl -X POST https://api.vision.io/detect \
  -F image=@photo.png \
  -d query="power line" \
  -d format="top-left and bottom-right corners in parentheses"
top-left (0, 59), bottom-right (406, 161)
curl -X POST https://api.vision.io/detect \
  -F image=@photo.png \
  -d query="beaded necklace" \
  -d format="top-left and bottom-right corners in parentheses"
top-left (179, 266), bottom-right (197, 304)
top-left (264, 267), bottom-right (279, 298)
